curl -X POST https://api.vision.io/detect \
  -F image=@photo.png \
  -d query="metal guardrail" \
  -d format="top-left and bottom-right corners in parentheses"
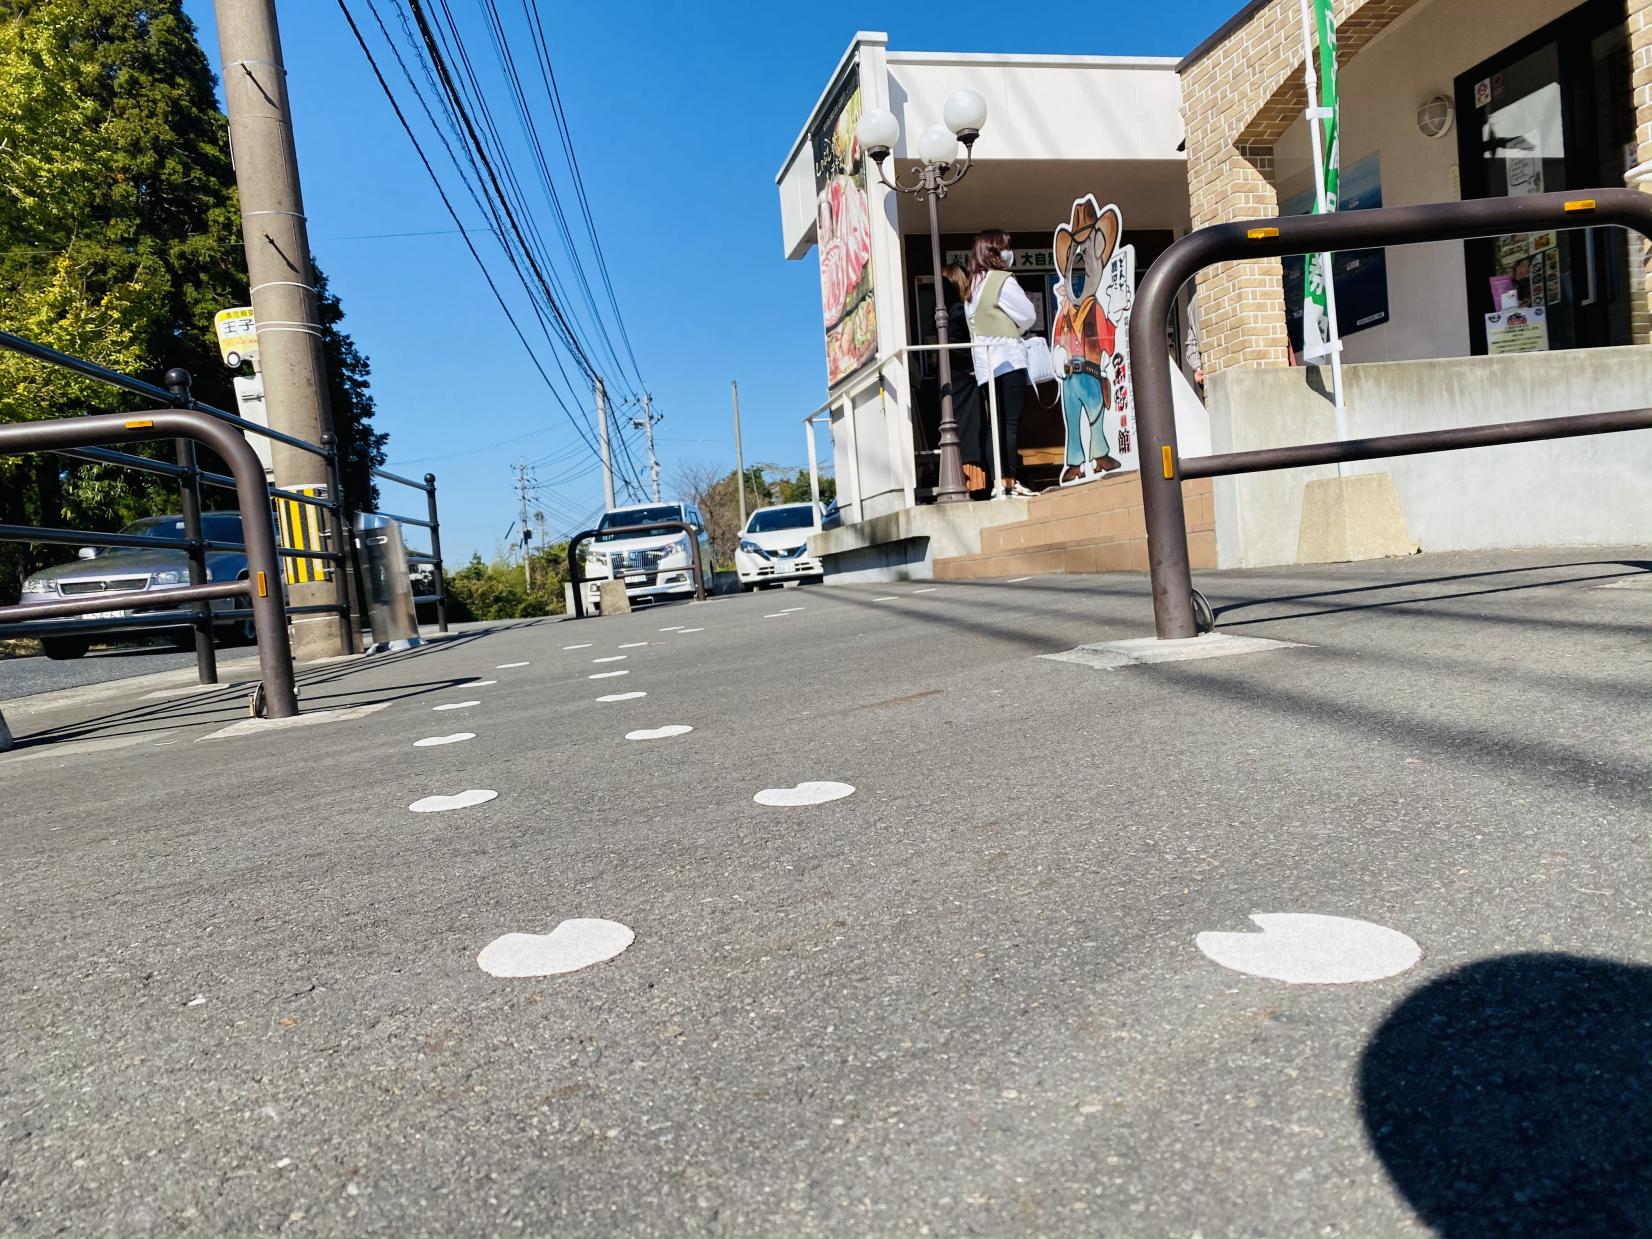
top-left (0, 410), bottom-right (298, 717)
top-left (1128, 187), bottom-right (1652, 640)
top-left (0, 330), bottom-right (448, 680)
top-left (565, 521), bottom-right (707, 619)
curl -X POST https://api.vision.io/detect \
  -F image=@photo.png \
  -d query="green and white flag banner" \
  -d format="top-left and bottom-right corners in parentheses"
top-left (1301, 0), bottom-right (1340, 362)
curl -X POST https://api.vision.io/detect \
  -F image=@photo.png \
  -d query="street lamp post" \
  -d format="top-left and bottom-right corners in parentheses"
top-left (856, 89), bottom-right (988, 505)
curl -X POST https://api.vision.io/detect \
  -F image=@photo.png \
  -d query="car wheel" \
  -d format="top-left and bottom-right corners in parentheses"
top-left (41, 637), bottom-right (90, 661)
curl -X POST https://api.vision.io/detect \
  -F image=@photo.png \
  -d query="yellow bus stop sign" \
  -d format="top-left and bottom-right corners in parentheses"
top-left (214, 306), bottom-right (258, 368)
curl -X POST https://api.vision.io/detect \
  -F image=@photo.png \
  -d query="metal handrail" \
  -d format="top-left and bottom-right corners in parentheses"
top-left (0, 410), bottom-right (298, 718)
top-left (565, 520), bottom-right (707, 619)
top-left (1129, 186), bottom-right (1652, 640)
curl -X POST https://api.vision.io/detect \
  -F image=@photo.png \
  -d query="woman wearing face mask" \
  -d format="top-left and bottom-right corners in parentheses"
top-left (967, 228), bottom-right (1037, 497)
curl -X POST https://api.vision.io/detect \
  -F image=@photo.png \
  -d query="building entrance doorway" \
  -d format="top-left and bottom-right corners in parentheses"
top-left (1456, 0), bottom-right (1636, 354)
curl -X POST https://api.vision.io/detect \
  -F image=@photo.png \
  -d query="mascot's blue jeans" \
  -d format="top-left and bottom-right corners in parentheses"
top-left (1062, 372), bottom-right (1107, 468)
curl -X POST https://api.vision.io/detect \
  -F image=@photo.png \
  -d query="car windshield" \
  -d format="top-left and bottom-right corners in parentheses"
top-left (101, 513), bottom-right (244, 556)
top-left (596, 505), bottom-right (683, 543)
top-left (747, 506), bottom-right (815, 534)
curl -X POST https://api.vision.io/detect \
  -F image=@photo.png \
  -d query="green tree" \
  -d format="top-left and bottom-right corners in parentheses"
top-left (775, 468), bottom-right (836, 507)
top-left (0, 0), bottom-right (388, 599)
top-left (446, 551), bottom-right (565, 621)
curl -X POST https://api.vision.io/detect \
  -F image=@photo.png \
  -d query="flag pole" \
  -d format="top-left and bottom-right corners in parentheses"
top-left (1299, 0), bottom-right (1349, 475)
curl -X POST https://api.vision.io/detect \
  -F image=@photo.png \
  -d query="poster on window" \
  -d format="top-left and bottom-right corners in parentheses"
top-left (813, 68), bottom-right (877, 388)
top-left (1283, 152), bottom-right (1390, 353)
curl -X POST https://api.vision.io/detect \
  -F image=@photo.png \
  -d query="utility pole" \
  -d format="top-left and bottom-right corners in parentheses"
top-left (515, 462), bottom-right (532, 588)
top-left (731, 380), bottom-right (748, 529)
top-left (214, 0), bottom-right (349, 660)
top-left (631, 393), bottom-right (661, 502)
top-left (595, 377), bottom-right (616, 511)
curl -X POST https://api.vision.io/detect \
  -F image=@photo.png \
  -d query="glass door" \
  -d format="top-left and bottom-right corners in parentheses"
top-left (1455, 0), bottom-right (1633, 354)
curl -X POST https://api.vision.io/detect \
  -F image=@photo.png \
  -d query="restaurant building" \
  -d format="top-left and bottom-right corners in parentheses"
top-left (778, 5), bottom-right (1651, 581)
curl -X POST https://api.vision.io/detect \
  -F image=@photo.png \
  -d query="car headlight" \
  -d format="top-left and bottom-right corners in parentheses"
top-left (21, 576), bottom-right (53, 595)
top-left (739, 539), bottom-right (767, 557)
top-left (149, 567), bottom-right (190, 586)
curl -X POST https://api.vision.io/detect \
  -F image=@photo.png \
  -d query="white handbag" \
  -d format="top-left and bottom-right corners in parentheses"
top-left (1023, 335), bottom-right (1058, 386)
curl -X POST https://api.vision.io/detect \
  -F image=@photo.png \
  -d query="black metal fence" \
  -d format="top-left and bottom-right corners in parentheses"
top-left (0, 328), bottom-right (447, 689)
top-left (1128, 186), bottom-right (1652, 640)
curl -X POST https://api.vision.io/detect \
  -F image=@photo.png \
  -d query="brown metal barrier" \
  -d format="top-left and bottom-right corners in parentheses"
top-left (1128, 186), bottom-right (1652, 640)
top-left (0, 410), bottom-right (298, 718)
top-left (0, 332), bottom-right (449, 674)
top-left (566, 521), bottom-right (707, 620)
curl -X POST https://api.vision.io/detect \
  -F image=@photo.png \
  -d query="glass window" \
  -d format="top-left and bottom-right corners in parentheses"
top-left (747, 505), bottom-right (817, 534)
top-left (596, 505), bottom-right (685, 542)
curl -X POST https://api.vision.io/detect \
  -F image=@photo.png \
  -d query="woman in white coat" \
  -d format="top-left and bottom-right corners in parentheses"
top-left (966, 229), bottom-right (1037, 497)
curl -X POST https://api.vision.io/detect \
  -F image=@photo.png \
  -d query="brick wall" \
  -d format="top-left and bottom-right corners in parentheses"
top-left (1180, 0), bottom-right (1431, 375)
top-left (1182, 0), bottom-right (1652, 374)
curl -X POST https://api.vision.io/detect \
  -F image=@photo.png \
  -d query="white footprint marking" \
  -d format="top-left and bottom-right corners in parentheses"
top-left (433, 700), bottom-right (481, 711)
top-left (1195, 913), bottom-right (1422, 985)
top-left (477, 918), bottom-right (634, 978)
top-left (589, 670), bottom-right (630, 679)
top-left (625, 725), bottom-right (693, 740)
top-left (414, 733), bottom-right (475, 747)
top-left (591, 655), bottom-right (627, 664)
top-left (409, 789), bottom-right (497, 813)
top-left (596, 691), bottom-right (647, 702)
top-left (753, 781), bottom-right (856, 807)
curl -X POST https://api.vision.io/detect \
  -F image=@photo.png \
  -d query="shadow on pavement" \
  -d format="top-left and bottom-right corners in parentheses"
top-left (1359, 953), bottom-right (1652, 1238)
top-left (1213, 559), bottom-right (1650, 626)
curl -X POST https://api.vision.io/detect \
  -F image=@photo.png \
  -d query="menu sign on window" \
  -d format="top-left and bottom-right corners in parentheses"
top-left (1485, 307), bottom-right (1549, 354)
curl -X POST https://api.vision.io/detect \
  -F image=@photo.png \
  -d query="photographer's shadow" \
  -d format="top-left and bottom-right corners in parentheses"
top-left (1359, 953), bottom-right (1652, 1238)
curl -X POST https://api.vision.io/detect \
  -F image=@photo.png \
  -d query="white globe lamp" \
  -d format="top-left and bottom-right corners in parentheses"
top-left (856, 107), bottom-right (900, 162)
top-left (943, 89), bottom-right (988, 144)
top-left (917, 123), bottom-right (959, 167)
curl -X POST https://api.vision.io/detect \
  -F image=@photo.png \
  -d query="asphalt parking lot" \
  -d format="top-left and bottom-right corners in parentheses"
top-left (3, 548), bottom-right (1649, 1237)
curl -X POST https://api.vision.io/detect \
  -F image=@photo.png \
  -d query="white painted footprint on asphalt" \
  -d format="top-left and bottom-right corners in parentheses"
top-left (1195, 913), bottom-right (1421, 984)
top-left (589, 670), bottom-right (629, 679)
top-left (563, 643), bottom-right (592, 650)
top-left (463, 679), bottom-right (498, 687)
top-left (409, 789), bottom-right (498, 813)
top-left (754, 781), bottom-right (856, 807)
top-left (619, 642), bottom-right (648, 648)
top-left (477, 918), bottom-right (635, 978)
top-left (591, 655), bottom-right (627, 663)
top-left (414, 733), bottom-right (475, 747)
top-left (496, 661), bottom-right (530, 669)
top-left (677, 627), bottom-right (704, 634)
top-left (625, 725), bottom-right (693, 740)
top-left (433, 700), bottom-right (481, 711)
top-left (596, 691), bottom-right (647, 702)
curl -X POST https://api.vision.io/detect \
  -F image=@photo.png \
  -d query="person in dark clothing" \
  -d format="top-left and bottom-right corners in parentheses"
top-left (940, 262), bottom-right (988, 495)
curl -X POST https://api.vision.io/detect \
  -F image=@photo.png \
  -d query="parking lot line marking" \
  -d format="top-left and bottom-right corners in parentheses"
top-left (589, 670), bottom-right (630, 679)
top-left (563, 643), bottom-right (593, 650)
top-left (596, 691), bottom-right (647, 702)
top-left (433, 700), bottom-right (481, 711)
top-left (591, 655), bottom-right (627, 663)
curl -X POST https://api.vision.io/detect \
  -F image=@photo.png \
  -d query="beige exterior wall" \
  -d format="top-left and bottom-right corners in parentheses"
top-left (1183, 0), bottom-right (1652, 374)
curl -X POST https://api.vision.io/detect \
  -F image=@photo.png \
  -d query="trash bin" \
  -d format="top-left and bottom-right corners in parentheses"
top-left (355, 513), bottom-right (421, 652)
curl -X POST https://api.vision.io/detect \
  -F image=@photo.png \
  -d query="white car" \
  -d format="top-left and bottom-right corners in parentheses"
top-left (735, 502), bottom-right (826, 590)
top-left (582, 502), bottom-right (713, 613)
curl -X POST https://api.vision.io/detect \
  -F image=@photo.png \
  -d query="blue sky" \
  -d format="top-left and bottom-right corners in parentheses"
top-left (181, 1), bottom-right (1237, 560)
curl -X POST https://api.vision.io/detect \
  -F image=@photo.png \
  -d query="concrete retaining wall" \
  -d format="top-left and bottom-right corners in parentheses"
top-left (1207, 346), bottom-right (1652, 568)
